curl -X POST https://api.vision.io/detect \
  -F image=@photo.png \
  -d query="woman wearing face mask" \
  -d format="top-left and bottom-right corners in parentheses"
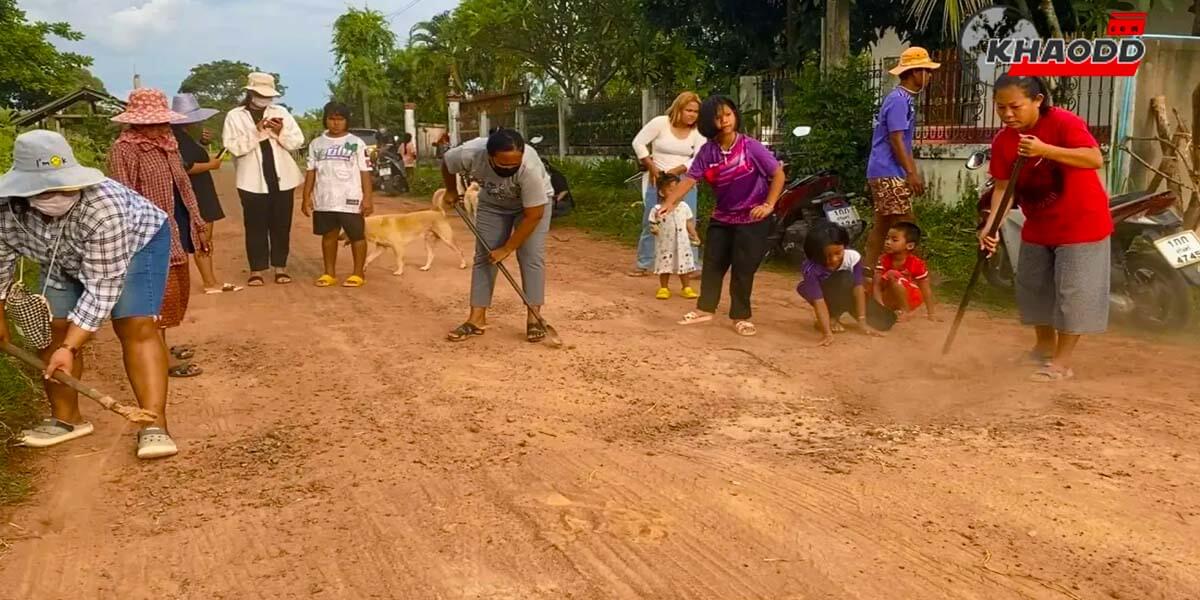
top-left (221, 72), bottom-right (305, 286)
top-left (440, 128), bottom-right (555, 343)
top-left (0, 130), bottom-right (178, 459)
top-left (108, 88), bottom-right (210, 379)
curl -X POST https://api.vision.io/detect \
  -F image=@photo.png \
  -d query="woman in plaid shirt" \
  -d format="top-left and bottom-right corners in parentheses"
top-left (0, 130), bottom-right (181, 460)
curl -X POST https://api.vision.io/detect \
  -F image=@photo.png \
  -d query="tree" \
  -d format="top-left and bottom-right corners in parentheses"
top-left (0, 0), bottom-right (94, 110)
top-left (331, 7), bottom-right (396, 128)
top-left (455, 0), bottom-right (689, 101)
top-left (178, 60), bottom-right (286, 112)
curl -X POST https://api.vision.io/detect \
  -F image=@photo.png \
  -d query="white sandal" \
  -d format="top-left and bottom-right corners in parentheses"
top-left (734, 321), bottom-right (758, 337)
top-left (677, 311), bottom-right (714, 326)
top-left (137, 427), bottom-right (178, 460)
top-left (17, 418), bottom-right (94, 448)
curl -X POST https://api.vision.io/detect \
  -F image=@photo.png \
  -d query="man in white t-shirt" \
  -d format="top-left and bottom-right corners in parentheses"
top-left (301, 102), bottom-right (374, 288)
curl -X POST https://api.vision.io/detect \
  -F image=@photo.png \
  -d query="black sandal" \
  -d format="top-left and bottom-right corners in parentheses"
top-left (247, 275), bottom-right (265, 287)
top-left (170, 345), bottom-right (195, 360)
top-left (527, 322), bottom-right (546, 344)
top-left (274, 272), bottom-right (293, 285)
top-left (447, 322), bottom-right (485, 342)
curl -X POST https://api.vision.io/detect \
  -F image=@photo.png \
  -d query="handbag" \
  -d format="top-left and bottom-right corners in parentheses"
top-left (4, 204), bottom-right (69, 351)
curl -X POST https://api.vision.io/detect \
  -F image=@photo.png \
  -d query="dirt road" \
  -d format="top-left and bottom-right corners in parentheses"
top-left (2, 170), bottom-right (1199, 599)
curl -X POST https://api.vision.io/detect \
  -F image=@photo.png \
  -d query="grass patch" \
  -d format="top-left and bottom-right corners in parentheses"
top-left (0, 259), bottom-right (43, 504)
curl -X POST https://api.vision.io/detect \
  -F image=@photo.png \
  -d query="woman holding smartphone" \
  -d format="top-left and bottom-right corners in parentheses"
top-left (221, 72), bottom-right (305, 286)
top-left (172, 93), bottom-right (242, 295)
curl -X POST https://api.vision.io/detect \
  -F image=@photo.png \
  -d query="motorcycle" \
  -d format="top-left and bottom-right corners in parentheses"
top-left (371, 136), bottom-right (409, 195)
top-left (528, 135), bottom-right (574, 219)
top-left (968, 149), bottom-right (1200, 330)
top-left (763, 126), bottom-right (867, 267)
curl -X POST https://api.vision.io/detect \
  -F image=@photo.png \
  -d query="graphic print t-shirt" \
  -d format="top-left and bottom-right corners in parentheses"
top-left (442, 137), bottom-right (553, 211)
top-left (989, 107), bottom-right (1111, 246)
top-left (307, 133), bottom-right (371, 214)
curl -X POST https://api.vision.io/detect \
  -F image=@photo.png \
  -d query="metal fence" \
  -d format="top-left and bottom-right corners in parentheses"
top-left (868, 49), bottom-right (1115, 145)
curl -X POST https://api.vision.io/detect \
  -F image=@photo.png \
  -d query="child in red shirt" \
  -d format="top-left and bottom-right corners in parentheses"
top-left (873, 221), bottom-right (936, 320)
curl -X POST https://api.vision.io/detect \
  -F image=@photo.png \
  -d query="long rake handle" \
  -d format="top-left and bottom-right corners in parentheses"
top-left (0, 340), bottom-right (157, 423)
top-left (941, 157), bottom-right (1027, 355)
top-left (451, 203), bottom-right (551, 330)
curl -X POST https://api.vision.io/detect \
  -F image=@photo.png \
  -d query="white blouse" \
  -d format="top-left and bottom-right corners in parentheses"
top-left (631, 115), bottom-right (705, 193)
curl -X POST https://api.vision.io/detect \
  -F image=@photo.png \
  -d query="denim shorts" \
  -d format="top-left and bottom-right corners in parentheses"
top-left (43, 222), bottom-right (171, 322)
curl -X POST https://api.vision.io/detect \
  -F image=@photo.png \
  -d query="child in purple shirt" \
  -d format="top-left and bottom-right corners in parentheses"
top-left (797, 223), bottom-right (890, 346)
top-left (658, 95), bottom-right (785, 337)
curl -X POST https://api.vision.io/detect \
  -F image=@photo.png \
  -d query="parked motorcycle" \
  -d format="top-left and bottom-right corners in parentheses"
top-left (969, 150), bottom-right (1200, 330)
top-left (372, 134), bottom-right (409, 194)
top-left (763, 126), bottom-right (867, 267)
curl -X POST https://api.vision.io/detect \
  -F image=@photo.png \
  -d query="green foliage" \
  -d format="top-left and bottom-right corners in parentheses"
top-left (453, 0), bottom-right (696, 101)
top-left (1, 259), bottom-right (41, 505)
top-left (330, 8), bottom-right (396, 127)
top-left (0, 0), bottom-right (94, 110)
top-left (178, 60), bottom-right (286, 112)
top-left (781, 54), bottom-right (878, 197)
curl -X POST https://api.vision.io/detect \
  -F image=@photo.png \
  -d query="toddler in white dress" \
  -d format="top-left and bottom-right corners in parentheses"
top-left (648, 174), bottom-right (701, 300)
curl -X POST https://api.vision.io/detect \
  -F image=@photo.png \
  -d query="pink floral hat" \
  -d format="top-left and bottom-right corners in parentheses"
top-left (111, 88), bottom-right (187, 125)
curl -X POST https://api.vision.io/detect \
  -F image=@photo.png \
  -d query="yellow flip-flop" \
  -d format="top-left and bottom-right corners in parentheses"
top-left (342, 275), bottom-right (365, 288)
top-left (315, 274), bottom-right (336, 287)
top-left (681, 287), bottom-right (699, 299)
top-left (655, 287), bottom-right (671, 300)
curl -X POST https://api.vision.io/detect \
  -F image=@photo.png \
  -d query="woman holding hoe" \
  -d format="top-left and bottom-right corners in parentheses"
top-left (0, 130), bottom-right (178, 459)
top-left (979, 74), bottom-right (1111, 383)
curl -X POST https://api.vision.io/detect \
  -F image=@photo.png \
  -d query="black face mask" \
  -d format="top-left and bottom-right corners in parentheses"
top-left (490, 159), bottom-right (520, 178)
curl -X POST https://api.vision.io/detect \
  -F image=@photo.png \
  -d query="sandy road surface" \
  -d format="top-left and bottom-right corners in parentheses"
top-left (2, 169), bottom-right (1199, 599)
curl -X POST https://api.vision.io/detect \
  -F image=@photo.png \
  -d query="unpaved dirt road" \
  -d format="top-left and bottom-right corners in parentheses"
top-left (2, 170), bottom-right (1199, 599)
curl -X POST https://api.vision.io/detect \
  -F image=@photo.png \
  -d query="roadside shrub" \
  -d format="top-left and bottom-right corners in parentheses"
top-left (781, 54), bottom-right (878, 197)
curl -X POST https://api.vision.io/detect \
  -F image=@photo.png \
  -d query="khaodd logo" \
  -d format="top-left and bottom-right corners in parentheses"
top-left (984, 12), bottom-right (1146, 76)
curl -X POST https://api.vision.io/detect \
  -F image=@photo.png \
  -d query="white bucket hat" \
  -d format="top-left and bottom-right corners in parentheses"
top-left (243, 72), bottom-right (281, 98)
top-left (171, 93), bottom-right (219, 125)
top-left (0, 130), bottom-right (106, 198)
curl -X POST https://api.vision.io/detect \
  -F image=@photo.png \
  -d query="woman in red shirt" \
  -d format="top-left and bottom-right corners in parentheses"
top-left (979, 75), bottom-right (1110, 383)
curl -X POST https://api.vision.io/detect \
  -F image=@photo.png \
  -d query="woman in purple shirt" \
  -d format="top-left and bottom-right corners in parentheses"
top-left (658, 95), bottom-right (785, 336)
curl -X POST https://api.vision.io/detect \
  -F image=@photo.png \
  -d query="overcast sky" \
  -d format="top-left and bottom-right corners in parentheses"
top-left (19, 0), bottom-right (459, 112)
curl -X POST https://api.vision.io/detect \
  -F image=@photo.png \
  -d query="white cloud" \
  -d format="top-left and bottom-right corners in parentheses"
top-left (100, 0), bottom-right (191, 50)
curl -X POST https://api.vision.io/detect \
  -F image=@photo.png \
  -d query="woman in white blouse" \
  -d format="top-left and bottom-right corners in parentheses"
top-left (221, 72), bottom-right (305, 286)
top-left (630, 91), bottom-right (704, 276)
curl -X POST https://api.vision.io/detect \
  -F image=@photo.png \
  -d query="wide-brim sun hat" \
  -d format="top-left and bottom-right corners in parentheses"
top-left (243, 72), bottom-right (281, 98)
top-left (0, 130), bottom-right (106, 198)
top-left (112, 88), bottom-right (187, 125)
top-left (889, 46), bottom-right (942, 76)
top-left (170, 93), bottom-right (219, 125)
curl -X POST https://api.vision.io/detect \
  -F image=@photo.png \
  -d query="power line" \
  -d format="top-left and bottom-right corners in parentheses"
top-left (386, 0), bottom-right (425, 20)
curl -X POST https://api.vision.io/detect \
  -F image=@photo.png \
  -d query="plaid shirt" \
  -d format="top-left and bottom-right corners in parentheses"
top-left (0, 179), bottom-right (167, 332)
top-left (108, 133), bottom-right (205, 267)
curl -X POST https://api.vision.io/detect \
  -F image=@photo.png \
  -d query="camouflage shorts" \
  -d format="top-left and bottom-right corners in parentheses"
top-left (868, 177), bottom-right (915, 216)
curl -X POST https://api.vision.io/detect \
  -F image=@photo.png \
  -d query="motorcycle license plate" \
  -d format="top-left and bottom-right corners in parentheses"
top-left (378, 167), bottom-right (392, 176)
top-left (824, 203), bottom-right (860, 228)
top-left (1153, 231), bottom-right (1200, 268)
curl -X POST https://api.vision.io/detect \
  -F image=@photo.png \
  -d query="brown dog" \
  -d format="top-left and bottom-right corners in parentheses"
top-left (358, 207), bottom-right (468, 276)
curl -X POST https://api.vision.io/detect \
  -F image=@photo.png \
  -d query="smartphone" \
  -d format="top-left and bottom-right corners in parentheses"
top-left (216, 148), bottom-right (230, 160)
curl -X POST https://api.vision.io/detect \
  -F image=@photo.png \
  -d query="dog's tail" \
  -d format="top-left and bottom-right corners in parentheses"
top-left (431, 188), bottom-right (447, 215)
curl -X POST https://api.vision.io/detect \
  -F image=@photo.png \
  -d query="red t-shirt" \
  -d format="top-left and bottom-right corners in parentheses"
top-left (877, 253), bottom-right (929, 284)
top-left (989, 107), bottom-right (1112, 246)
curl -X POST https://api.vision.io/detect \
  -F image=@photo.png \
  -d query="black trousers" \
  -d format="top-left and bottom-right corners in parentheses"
top-left (697, 218), bottom-right (772, 320)
top-left (239, 188), bottom-right (295, 271)
top-left (821, 270), bottom-right (898, 332)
